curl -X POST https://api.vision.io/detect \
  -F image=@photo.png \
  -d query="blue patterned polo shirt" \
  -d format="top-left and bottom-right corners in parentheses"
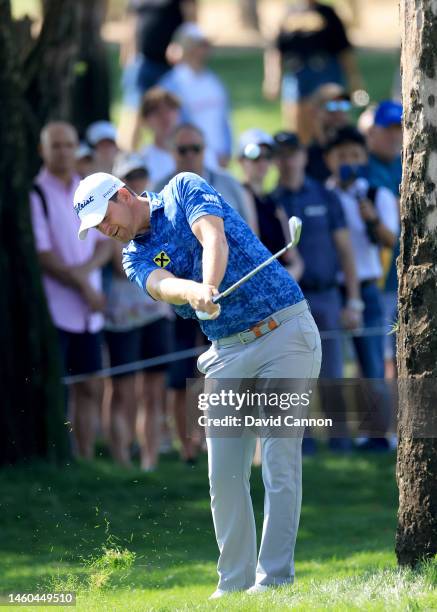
top-left (122, 172), bottom-right (304, 340)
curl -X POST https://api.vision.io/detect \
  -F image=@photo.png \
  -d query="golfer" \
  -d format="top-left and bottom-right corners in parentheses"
top-left (73, 171), bottom-right (322, 598)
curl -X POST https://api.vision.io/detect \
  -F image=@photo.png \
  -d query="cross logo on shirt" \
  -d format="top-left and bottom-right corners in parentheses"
top-left (153, 251), bottom-right (171, 268)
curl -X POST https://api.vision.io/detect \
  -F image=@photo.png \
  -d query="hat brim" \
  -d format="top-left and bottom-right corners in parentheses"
top-left (274, 142), bottom-right (302, 151)
top-left (375, 119), bottom-right (402, 128)
top-left (78, 208), bottom-right (108, 240)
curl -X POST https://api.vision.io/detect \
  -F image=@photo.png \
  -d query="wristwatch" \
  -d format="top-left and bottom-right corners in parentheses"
top-left (346, 298), bottom-right (365, 312)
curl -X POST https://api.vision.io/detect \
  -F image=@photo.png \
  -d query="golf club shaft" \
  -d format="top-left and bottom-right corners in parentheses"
top-left (211, 241), bottom-right (293, 304)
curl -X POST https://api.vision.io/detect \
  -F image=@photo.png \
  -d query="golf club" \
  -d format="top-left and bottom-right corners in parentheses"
top-left (196, 216), bottom-right (303, 321)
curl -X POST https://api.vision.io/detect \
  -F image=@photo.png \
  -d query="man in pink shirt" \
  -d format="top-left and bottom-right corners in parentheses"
top-left (30, 121), bottom-right (113, 459)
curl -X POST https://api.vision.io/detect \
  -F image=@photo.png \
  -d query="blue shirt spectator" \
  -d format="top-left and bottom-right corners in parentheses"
top-left (368, 154), bottom-right (402, 197)
top-left (271, 177), bottom-right (346, 290)
top-left (366, 100), bottom-right (402, 293)
top-left (270, 131), bottom-right (361, 451)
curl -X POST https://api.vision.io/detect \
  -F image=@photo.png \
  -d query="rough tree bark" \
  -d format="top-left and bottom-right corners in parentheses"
top-left (396, 0), bottom-right (437, 566)
top-left (71, 0), bottom-right (111, 137)
top-left (0, 0), bottom-right (70, 465)
top-left (23, 0), bottom-right (79, 176)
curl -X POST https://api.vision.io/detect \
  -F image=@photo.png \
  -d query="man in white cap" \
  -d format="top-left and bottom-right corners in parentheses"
top-left (113, 152), bottom-right (150, 196)
top-left (237, 128), bottom-right (303, 280)
top-left (74, 169), bottom-right (321, 599)
top-left (86, 120), bottom-right (119, 174)
top-left (75, 142), bottom-right (95, 179)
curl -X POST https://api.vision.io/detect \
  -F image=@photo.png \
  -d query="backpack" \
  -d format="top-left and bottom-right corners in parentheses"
top-left (32, 183), bottom-right (49, 219)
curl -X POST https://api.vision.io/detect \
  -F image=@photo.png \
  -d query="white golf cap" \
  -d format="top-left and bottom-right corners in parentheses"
top-left (238, 128), bottom-right (274, 157)
top-left (74, 172), bottom-right (124, 240)
top-left (75, 142), bottom-right (93, 160)
top-left (173, 22), bottom-right (209, 46)
top-left (86, 121), bottom-right (117, 146)
top-left (112, 152), bottom-right (148, 180)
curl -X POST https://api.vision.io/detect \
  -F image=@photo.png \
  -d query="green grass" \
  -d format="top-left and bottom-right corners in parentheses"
top-left (209, 47), bottom-right (400, 135)
top-left (0, 450), bottom-right (435, 610)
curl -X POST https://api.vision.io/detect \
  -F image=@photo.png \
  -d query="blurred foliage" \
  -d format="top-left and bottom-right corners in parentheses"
top-left (10, 0), bottom-right (386, 24)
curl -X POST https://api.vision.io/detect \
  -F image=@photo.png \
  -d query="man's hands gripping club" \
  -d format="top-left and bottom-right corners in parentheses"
top-left (187, 283), bottom-right (221, 320)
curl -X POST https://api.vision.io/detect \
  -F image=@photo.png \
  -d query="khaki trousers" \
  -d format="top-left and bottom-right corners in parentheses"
top-left (197, 303), bottom-right (322, 591)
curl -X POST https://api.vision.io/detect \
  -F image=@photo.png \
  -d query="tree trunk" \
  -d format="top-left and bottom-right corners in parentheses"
top-left (23, 0), bottom-right (79, 177)
top-left (396, 0), bottom-right (437, 567)
top-left (0, 0), bottom-right (69, 465)
top-left (71, 0), bottom-right (111, 138)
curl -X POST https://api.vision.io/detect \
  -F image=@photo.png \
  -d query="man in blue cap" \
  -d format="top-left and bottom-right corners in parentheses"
top-left (367, 100), bottom-right (402, 196)
top-left (73, 170), bottom-right (322, 598)
top-left (366, 100), bottom-right (402, 380)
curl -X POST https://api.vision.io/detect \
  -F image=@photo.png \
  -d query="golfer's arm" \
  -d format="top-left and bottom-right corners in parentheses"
top-left (333, 229), bottom-right (360, 300)
top-left (191, 215), bottom-right (229, 288)
top-left (38, 251), bottom-right (83, 289)
top-left (146, 269), bottom-right (199, 305)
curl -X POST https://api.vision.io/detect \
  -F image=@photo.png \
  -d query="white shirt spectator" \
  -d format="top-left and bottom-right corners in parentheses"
top-left (328, 178), bottom-right (400, 282)
top-left (159, 63), bottom-right (232, 162)
top-left (140, 143), bottom-right (218, 185)
top-left (140, 144), bottom-right (176, 185)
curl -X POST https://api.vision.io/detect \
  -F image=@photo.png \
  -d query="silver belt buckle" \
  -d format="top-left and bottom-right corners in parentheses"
top-left (238, 330), bottom-right (253, 344)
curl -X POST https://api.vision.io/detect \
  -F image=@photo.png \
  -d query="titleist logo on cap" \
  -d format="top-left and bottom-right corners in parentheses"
top-left (75, 194), bottom-right (94, 213)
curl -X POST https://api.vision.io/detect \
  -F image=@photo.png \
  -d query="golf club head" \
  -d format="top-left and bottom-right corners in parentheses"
top-left (288, 216), bottom-right (302, 247)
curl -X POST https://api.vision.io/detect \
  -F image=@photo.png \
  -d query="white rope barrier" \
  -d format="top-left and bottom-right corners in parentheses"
top-left (62, 325), bottom-right (394, 385)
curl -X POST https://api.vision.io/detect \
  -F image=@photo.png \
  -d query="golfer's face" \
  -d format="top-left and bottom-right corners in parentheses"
top-left (97, 200), bottom-right (134, 242)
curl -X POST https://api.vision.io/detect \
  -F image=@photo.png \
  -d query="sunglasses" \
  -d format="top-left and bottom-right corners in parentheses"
top-left (176, 144), bottom-right (204, 155)
top-left (325, 100), bottom-right (352, 113)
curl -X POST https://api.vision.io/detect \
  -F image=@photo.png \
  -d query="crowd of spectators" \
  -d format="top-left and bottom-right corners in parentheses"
top-left (29, 1), bottom-right (403, 464)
